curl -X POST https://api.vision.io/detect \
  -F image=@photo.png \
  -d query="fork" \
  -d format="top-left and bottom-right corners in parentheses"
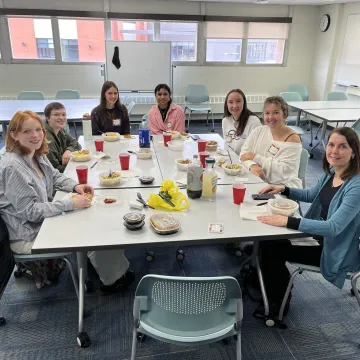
top-left (227, 150), bottom-right (233, 164)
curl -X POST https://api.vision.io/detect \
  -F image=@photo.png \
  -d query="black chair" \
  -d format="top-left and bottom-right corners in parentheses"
top-left (0, 217), bottom-right (15, 326)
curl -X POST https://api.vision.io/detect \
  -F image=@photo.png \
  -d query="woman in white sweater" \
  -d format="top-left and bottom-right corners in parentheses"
top-left (240, 96), bottom-right (302, 188)
top-left (222, 89), bottom-right (261, 154)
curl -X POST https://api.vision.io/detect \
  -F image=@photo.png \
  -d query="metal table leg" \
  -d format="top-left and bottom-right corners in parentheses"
top-left (310, 120), bottom-right (328, 156)
top-left (295, 110), bottom-right (301, 126)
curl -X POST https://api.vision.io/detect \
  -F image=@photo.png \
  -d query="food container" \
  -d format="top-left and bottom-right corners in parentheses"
top-left (72, 150), bottom-right (91, 162)
top-left (136, 148), bottom-right (153, 159)
top-left (167, 140), bottom-right (184, 151)
top-left (123, 220), bottom-right (145, 231)
top-left (102, 132), bottom-right (120, 142)
top-left (123, 212), bottom-right (145, 225)
top-left (175, 158), bottom-right (191, 171)
top-left (268, 199), bottom-right (299, 216)
top-left (170, 131), bottom-right (180, 139)
top-left (150, 213), bottom-right (180, 235)
top-left (99, 171), bottom-right (121, 186)
top-left (139, 176), bottom-right (155, 185)
top-left (179, 131), bottom-right (190, 140)
top-left (206, 140), bottom-right (218, 151)
top-left (223, 163), bottom-right (242, 176)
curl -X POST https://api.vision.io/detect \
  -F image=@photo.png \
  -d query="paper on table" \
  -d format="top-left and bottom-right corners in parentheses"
top-left (239, 201), bottom-right (269, 220)
top-left (92, 152), bottom-right (110, 159)
top-left (234, 177), bottom-right (248, 182)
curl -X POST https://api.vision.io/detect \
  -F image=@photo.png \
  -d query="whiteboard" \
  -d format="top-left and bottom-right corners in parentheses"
top-left (105, 41), bottom-right (171, 92)
top-left (336, 15), bottom-right (360, 86)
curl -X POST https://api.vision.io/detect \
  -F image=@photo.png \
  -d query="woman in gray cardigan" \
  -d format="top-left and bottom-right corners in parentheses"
top-left (0, 111), bottom-right (134, 293)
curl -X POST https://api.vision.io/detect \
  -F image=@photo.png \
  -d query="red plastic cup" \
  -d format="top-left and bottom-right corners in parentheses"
top-left (76, 165), bottom-right (88, 184)
top-left (94, 139), bottom-right (104, 152)
top-left (119, 153), bottom-right (130, 170)
top-left (233, 183), bottom-right (247, 205)
top-left (198, 139), bottom-right (207, 152)
top-left (163, 133), bottom-right (172, 147)
top-left (199, 151), bottom-right (210, 168)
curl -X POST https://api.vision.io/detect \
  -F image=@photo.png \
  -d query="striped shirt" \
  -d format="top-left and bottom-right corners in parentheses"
top-left (0, 152), bottom-right (77, 244)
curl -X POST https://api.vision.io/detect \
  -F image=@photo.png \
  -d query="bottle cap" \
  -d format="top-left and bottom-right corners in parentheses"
top-left (205, 157), bottom-right (215, 164)
top-left (193, 154), bottom-right (198, 159)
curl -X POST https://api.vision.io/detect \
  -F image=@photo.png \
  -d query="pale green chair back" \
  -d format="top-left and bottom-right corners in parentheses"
top-left (131, 275), bottom-right (242, 355)
top-left (185, 84), bottom-right (210, 103)
top-left (325, 91), bottom-right (347, 101)
top-left (299, 148), bottom-right (310, 188)
top-left (286, 84), bottom-right (308, 101)
top-left (17, 91), bottom-right (45, 100)
top-left (280, 92), bottom-right (303, 113)
top-left (126, 101), bottom-right (136, 114)
top-left (123, 97), bottom-right (131, 106)
top-left (55, 89), bottom-right (80, 100)
top-left (0, 146), bottom-right (5, 160)
top-left (351, 119), bottom-right (360, 138)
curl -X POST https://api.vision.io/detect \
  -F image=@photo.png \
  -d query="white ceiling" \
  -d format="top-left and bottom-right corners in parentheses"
top-left (186, 0), bottom-right (360, 5)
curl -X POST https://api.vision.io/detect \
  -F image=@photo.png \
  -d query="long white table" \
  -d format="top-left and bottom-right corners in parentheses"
top-left (32, 184), bottom-right (307, 345)
top-left (288, 100), bottom-right (360, 113)
top-left (64, 136), bottom-right (164, 189)
top-left (0, 99), bottom-right (99, 137)
top-left (152, 134), bottom-right (264, 185)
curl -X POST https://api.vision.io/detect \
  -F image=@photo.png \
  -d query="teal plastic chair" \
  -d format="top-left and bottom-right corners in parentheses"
top-left (280, 91), bottom-right (313, 144)
top-left (0, 146), bottom-right (5, 160)
top-left (286, 84), bottom-right (308, 101)
top-left (17, 91), bottom-right (45, 100)
top-left (298, 148), bottom-right (310, 188)
top-left (351, 119), bottom-right (360, 138)
top-left (184, 84), bottom-right (214, 132)
top-left (325, 91), bottom-right (348, 101)
top-left (131, 275), bottom-right (242, 360)
top-left (126, 101), bottom-right (136, 115)
top-left (123, 97), bottom-right (131, 106)
top-left (55, 89), bottom-right (81, 100)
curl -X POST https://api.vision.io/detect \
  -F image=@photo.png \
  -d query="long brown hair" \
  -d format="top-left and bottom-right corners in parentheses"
top-left (323, 127), bottom-right (360, 180)
top-left (224, 89), bottom-right (258, 137)
top-left (6, 110), bottom-right (48, 155)
top-left (100, 80), bottom-right (123, 120)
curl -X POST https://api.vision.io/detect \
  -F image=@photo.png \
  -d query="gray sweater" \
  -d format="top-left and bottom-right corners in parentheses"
top-left (0, 152), bottom-right (77, 244)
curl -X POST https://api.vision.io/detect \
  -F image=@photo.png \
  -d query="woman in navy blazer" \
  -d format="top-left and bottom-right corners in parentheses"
top-left (254, 127), bottom-right (360, 319)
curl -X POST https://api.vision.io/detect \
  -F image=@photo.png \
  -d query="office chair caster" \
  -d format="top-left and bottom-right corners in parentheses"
top-left (84, 280), bottom-right (95, 293)
top-left (176, 250), bottom-right (185, 261)
top-left (137, 332), bottom-right (146, 342)
top-left (77, 332), bottom-right (91, 348)
top-left (234, 247), bottom-right (242, 257)
top-left (265, 317), bottom-right (275, 327)
top-left (222, 337), bottom-right (231, 345)
top-left (13, 268), bottom-right (26, 278)
top-left (211, 129), bottom-right (215, 132)
top-left (309, 153), bottom-right (314, 159)
top-left (0, 317), bottom-right (6, 326)
top-left (145, 251), bottom-right (154, 262)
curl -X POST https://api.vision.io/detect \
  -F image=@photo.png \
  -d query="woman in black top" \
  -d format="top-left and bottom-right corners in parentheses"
top-left (91, 81), bottom-right (131, 135)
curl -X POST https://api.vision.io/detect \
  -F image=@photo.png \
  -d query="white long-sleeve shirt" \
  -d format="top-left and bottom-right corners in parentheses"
top-left (240, 126), bottom-right (303, 188)
top-left (222, 115), bottom-right (261, 155)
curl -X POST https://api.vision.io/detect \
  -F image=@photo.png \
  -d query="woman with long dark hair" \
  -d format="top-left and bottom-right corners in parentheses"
top-left (254, 127), bottom-right (360, 318)
top-left (148, 83), bottom-right (185, 134)
top-left (222, 89), bottom-right (261, 154)
top-left (91, 81), bottom-right (130, 135)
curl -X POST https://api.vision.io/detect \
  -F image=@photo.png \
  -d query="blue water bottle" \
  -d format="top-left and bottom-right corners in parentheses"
top-left (139, 116), bottom-right (150, 149)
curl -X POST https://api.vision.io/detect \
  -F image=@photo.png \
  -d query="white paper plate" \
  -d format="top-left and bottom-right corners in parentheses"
top-left (95, 194), bottom-right (124, 208)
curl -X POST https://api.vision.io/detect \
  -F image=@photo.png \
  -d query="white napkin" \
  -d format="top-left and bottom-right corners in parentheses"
top-left (216, 148), bottom-right (229, 156)
top-left (239, 201), bottom-right (269, 221)
top-left (92, 152), bottom-right (110, 159)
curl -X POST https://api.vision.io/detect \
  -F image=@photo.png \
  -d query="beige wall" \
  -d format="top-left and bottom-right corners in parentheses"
top-left (0, 1), bottom-right (318, 101)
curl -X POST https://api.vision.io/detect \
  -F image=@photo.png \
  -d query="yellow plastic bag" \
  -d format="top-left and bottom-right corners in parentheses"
top-left (147, 179), bottom-right (189, 211)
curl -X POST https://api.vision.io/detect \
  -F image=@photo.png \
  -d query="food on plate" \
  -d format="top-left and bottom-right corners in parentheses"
top-left (177, 159), bottom-right (191, 164)
top-left (170, 131), bottom-right (178, 135)
top-left (124, 134), bottom-right (132, 139)
top-left (217, 159), bottom-right (226, 167)
top-left (180, 132), bottom-right (188, 136)
top-left (105, 132), bottom-right (118, 137)
top-left (73, 150), bottom-right (90, 156)
top-left (224, 164), bottom-right (242, 170)
top-left (207, 140), bottom-right (217, 146)
top-left (100, 172), bottom-right (121, 180)
top-left (104, 198), bottom-right (117, 204)
top-left (83, 113), bottom-right (90, 117)
top-left (72, 193), bottom-right (93, 201)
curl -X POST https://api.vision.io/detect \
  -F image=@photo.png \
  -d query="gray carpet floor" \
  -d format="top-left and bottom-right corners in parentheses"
top-left (1, 121), bottom-right (360, 360)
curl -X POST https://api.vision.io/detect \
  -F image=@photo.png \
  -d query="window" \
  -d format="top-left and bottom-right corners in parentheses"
top-left (59, 19), bottom-right (105, 62)
top-left (160, 22), bottom-right (197, 61)
top-left (36, 38), bottom-right (54, 59)
top-left (8, 18), bottom-right (55, 60)
top-left (205, 22), bottom-right (244, 62)
top-left (111, 21), bottom-right (154, 41)
top-left (246, 23), bottom-right (288, 65)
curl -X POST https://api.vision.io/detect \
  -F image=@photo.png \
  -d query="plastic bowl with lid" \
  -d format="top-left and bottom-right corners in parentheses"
top-left (99, 171), bottom-right (121, 186)
top-left (223, 163), bottom-right (242, 176)
top-left (136, 148), bottom-right (153, 159)
top-left (102, 132), bottom-right (120, 142)
top-left (268, 199), bottom-right (299, 216)
top-left (72, 150), bottom-right (91, 162)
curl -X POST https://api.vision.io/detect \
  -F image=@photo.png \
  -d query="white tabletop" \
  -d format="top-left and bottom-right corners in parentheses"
top-left (64, 136), bottom-right (163, 189)
top-left (304, 108), bottom-right (360, 122)
top-left (0, 99), bottom-right (99, 120)
top-left (32, 184), bottom-right (306, 254)
top-left (288, 100), bottom-right (360, 111)
top-left (152, 134), bottom-right (264, 185)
